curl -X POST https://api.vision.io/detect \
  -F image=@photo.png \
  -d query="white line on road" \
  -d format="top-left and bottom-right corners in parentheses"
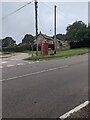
top-left (1, 61), bottom-right (8, 64)
top-left (1, 65), bottom-right (69, 82)
top-left (36, 61), bottom-right (39, 63)
top-left (17, 63), bottom-right (24, 66)
top-left (59, 100), bottom-right (89, 120)
top-left (7, 65), bottom-right (15, 67)
top-left (0, 62), bottom-right (35, 68)
top-left (28, 62), bottom-right (33, 64)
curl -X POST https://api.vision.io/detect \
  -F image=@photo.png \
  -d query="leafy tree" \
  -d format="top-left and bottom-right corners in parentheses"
top-left (2, 37), bottom-right (16, 47)
top-left (88, 24), bottom-right (90, 47)
top-left (22, 34), bottom-right (34, 45)
top-left (22, 34), bottom-right (34, 51)
top-left (53, 34), bottom-right (66, 41)
top-left (66, 21), bottom-right (88, 42)
top-left (88, 24), bottom-right (90, 40)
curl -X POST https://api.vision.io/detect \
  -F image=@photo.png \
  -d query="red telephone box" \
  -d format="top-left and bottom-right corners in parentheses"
top-left (41, 40), bottom-right (48, 55)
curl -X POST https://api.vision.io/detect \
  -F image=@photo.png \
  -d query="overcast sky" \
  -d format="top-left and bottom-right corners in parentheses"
top-left (2, 1), bottom-right (88, 44)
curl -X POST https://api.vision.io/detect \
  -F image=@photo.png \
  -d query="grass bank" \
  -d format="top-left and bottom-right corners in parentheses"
top-left (24, 48), bottom-right (88, 61)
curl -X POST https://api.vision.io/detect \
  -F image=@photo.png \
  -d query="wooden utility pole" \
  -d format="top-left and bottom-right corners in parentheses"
top-left (54, 5), bottom-right (57, 54)
top-left (35, 0), bottom-right (38, 56)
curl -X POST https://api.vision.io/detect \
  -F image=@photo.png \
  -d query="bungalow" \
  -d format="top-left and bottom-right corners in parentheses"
top-left (34, 32), bottom-right (54, 46)
top-left (34, 32), bottom-right (66, 51)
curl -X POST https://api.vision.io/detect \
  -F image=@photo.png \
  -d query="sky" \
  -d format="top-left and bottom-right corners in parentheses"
top-left (1, 1), bottom-right (88, 44)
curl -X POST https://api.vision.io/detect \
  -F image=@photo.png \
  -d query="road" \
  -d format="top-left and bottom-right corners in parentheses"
top-left (1, 54), bottom-right (88, 118)
top-left (0, 53), bottom-right (31, 68)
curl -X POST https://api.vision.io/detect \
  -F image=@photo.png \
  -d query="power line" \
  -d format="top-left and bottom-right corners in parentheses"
top-left (38, 10), bottom-right (53, 35)
top-left (2, 0), bottom-right (34, 20)
top-left (41, 2), bottom-right (69, 20)
top-left (37, 13), bottom-right (44, 33)
top-left (40, 2), bottom-right (53, 10)
top-left (40, 3), bottom-right (64, 17)
top-left (37, 9), bottom-right (47, 33)
top-left (39, 3), bottom-right (53, 33)
top-left (42, 2), bottom-right (65, 20)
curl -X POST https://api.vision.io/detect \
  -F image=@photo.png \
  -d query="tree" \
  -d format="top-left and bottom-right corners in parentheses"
top-left (88, 24), bottom-right (90, 40)
top-left (22, 34), bottom-right (34, 45)
top-left (2, 37), bottom-right (16, 47)
top-left (66, 21), bottom-right (88, 42)
top-left (53, 34), bottom-right (66, 41)
top-left (22, 34), bottom-right (34, 52)
top-left (88, 24), bottom-right (90, 47)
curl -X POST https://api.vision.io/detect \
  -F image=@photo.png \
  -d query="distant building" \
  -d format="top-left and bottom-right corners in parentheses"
top-left (34, 32), bottom-right (69, 51)
top-left (34, 32), bottom-right (54, 45)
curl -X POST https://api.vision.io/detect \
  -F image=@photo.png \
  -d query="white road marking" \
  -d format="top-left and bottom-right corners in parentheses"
top-left (59, 100), bottom-right (89, 120)
top-left (36, 61), bottom-right (39, 63)
top-left (1, 65), bottom-right (68, 82)
top-left (1, 61), bottom-right (8, 64)
top-left (29, 62), bottom-right (32, 64)
top-left (1, 61), bottom-right (34, 68)
top-left (17, 63), bottom-right (24, 66)
top-left (7, 65), bottom-right (15, 67)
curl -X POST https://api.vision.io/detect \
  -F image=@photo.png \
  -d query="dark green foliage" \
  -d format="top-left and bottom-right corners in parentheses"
top-left (3, 44), bottom-right (31, 52)
top-left (21, 34), bottom-right (34, 51)
top-left (88, 25), bottom-right (90, 42)
top-left (33, 44), bottom-right (41, 51)
top-left (2, 37), bottom-right (16, 47)
top-left (66, 21), bottom-right (88, 42)
top-left (22, 34), bottom-right (34, 45)
top-left (52, 34), bottom-right (65, 41)
top-left (65, 21), bottom-right (89, 48)
top-left (70, 41), bottom-right (89, 49)
top-left (55, 34), bottom-right (66, 41)
top-left (48, 44), bottom-right (54, 50)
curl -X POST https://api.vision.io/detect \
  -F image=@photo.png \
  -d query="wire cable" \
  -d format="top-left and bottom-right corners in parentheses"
top-left (39, 2), bottom-right (54, 32)
top-left (41, 2), bottom-right (70, 20)
top-left (37, 8), bottom-right (53, 35)
top-left (2, 0), bottom-right (34, 20)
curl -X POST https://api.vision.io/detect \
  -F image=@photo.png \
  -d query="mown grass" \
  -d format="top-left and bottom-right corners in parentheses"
top-left (24, 48), bottom-right (88, 61)
top-left (24, 50), bottom-right (53, 54)
top-left (0, 51), bottom-right (11, 55)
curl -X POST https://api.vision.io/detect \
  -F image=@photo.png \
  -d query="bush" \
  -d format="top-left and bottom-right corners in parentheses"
top-left (2, 44), bottom-right (31, 52)
top-left (48, 44), bottom-right (54, 50)
top-left (70, 40), bottom-right (89, 49)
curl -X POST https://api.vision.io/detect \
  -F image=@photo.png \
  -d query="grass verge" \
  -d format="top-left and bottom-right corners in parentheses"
top-left (24, 51), bottom-right (41, 54)
top-left (24, 48), bottom-right (88, 61)
top-left (0, 51), bottom-right (11, 55)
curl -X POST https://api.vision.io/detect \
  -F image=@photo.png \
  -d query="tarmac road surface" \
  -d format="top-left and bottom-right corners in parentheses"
top-left (1, 54), bottom-right (88, 118)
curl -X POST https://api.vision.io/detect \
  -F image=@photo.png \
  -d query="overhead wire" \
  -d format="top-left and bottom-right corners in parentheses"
top-left (41, 2), bottom-right (70, 20)
top-left (37, 13), bottom-right (44, 33)
top-left (2, 0), bottom-right (34, 20)
top-left (39, 2), bottom-right (54, 34)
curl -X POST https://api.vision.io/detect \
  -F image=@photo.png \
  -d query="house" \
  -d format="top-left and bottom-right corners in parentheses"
top-left (34, 32), bottom-right (54, 46)
top-left (34, 32), bottom-right (68, 51)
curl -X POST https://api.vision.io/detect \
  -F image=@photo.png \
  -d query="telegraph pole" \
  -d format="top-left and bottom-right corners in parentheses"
top-left (35, 0), bottom-right (38, 56)
top-left (54, 5), bottom-right (57, 54)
